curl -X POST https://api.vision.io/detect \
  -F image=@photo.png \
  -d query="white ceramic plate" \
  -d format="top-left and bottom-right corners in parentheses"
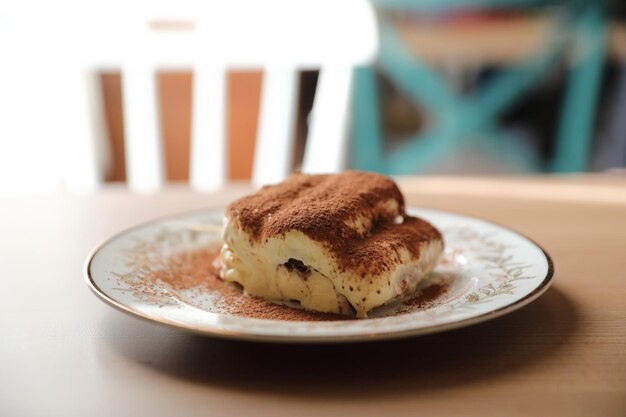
top-left (85, 208), bottom-right (553, 343)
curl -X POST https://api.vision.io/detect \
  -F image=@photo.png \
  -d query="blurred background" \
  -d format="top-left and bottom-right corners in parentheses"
top-left (0, 0), bottom-right (625, 197)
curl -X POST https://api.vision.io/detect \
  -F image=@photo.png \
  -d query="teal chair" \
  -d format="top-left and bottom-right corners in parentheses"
top-left (351, 0), bottom-right (607, 174)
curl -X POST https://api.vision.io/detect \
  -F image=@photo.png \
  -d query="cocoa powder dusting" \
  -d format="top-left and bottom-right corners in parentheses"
top-left (393, 283), bottom-right (450, 315)
top-left (141, 248), bottom-right (349, 321)
top-left (226, 171), bottom-right (442, 277)
top-left (131, 248), bottom-right (448, 321)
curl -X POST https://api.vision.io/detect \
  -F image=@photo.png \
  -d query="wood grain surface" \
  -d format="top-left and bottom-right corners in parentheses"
top-left (1, 176), bottom-right (624, 417)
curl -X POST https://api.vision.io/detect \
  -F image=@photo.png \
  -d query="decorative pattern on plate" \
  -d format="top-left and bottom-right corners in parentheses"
top-left (110, 225), bottom-right (219, 308)
top-left (416, 226), bottom-right (536, 321)
top-left (86, 208), bottom-right (553, 342)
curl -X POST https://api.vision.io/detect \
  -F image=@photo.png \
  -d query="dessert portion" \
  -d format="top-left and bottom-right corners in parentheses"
top-left (219, 171), bottom-right (443, 318)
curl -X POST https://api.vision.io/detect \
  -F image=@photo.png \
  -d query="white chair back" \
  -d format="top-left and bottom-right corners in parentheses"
top-left (0, 0), bottom-right (378, 195)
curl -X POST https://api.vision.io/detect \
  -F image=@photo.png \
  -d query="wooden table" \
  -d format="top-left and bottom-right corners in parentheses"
top-left (1, 175), bottom-right (625, 416)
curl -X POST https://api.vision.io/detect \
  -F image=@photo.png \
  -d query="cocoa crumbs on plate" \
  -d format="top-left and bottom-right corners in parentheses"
top-left (132, 247), bottom-right (449, 322)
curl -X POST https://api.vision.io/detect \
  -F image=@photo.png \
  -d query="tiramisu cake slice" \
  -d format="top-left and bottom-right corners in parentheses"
top-left (220, 171), bottom-right (443, 318)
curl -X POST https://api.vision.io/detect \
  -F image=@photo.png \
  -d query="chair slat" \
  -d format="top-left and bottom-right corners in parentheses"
top-left (190, 67), bottom-right (227, 191)
top-left (121, 64), bottom-right (164, 192)
top-left (63, 70), bottom-right (104, 192)
top-left (303, 67), bottom-right (353, 174)
top-left (252, 67), bottom-right (299, 186)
